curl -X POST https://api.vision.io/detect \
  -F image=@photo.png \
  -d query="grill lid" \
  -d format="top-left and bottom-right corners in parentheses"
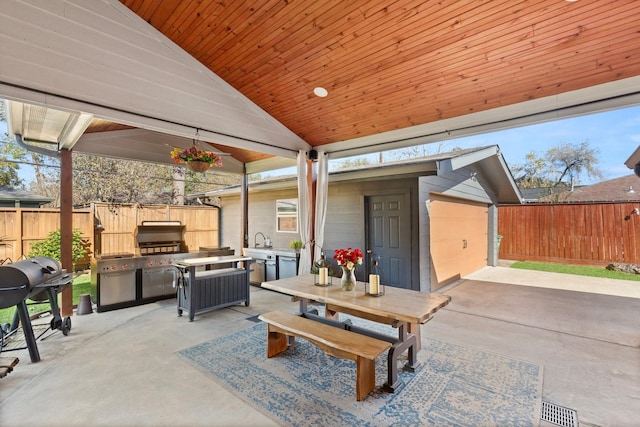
top-left (135, 221), bottom-right (186, 255)
top-left (0, 257), bottom-right (66, 309)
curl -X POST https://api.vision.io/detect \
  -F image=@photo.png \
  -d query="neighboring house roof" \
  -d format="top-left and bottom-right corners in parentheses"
top-left (519, 184), bottom-right (574, 203)
top-left (0, 186), bottom-right (53, 206)
top-left (195, 145), bottom-right (523, 205)
top-left (537, 175), bottom-right (640, 203)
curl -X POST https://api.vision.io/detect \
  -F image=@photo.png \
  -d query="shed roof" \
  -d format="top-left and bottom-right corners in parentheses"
top-left (197, 145), bottom-right (522, 204)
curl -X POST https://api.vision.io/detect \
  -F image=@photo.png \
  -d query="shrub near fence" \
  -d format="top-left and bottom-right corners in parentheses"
top-left (498, 202), bottom-right (640, 266)
top-left (0, 208), bottom-right (93, 266)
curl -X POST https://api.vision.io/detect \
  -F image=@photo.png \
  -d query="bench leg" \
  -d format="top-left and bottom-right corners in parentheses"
top-left (355, 356), bottom-right (376, 401)
top-left (266, 326), bottom-right (290, 358)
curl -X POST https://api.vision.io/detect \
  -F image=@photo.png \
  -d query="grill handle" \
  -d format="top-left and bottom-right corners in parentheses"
top-left (0, 284), bottom-right (28, 292)
top-left (30, 258), bottom-right (56, 274)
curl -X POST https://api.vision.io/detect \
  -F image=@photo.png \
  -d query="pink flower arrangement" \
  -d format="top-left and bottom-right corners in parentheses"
top-left (170, 146), bottom-right (223, 167)
top-left (333, 247), bottom-right (363, 270)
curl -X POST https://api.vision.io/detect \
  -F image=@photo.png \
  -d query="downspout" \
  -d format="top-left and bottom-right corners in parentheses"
top-left (14, 134), bottom-right (61, 158)
top-left (15, 134), bottom-right (72, 314)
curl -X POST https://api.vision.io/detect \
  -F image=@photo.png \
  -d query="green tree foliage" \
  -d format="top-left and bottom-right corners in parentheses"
top-left (511, 152), bottom-right (554, 188)
top-left (71, 153), bottom-right (240, 206)
top-left (28, 228), bottom-right (89, 267)
top-left (0, 101), bottom-right (26, 187)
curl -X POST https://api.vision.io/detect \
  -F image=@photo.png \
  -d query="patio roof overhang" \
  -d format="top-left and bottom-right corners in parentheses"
top-left (2, 0), bottom-right (640, 172)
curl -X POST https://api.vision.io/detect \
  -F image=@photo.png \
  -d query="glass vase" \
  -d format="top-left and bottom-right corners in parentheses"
top-left (340, 266), bottom-right (356, 291)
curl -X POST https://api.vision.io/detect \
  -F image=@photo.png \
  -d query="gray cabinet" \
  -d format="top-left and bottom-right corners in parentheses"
top-left (277, 255), bottom-right (298, 279)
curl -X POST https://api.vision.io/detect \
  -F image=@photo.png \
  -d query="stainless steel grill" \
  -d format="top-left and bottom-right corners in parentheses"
top-left (135, 220), bottom-right (186, 255)
top-left (91, 221), bottom-right (208, 312)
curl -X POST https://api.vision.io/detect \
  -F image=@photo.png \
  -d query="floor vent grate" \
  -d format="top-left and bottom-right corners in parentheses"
top-left (541, 401), bottom-right (578, 427)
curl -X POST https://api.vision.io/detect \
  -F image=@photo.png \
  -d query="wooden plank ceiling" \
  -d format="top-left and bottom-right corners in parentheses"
top-left (107, 0), bottom-right (640, 163)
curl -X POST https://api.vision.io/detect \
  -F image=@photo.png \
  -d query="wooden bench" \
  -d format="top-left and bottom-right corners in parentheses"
top-left (258, 311), bottom-right (392, 401)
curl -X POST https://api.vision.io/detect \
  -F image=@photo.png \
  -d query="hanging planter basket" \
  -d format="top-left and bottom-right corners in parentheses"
top-left (186, 161), bottom-right (211, 173)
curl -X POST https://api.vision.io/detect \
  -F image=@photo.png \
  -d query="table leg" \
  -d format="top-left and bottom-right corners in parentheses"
top-left (408, 322), bottom-right (421, 352)
top-left (383, 322), bottom-right (420, 392)
top-left (188, 266), bottom-right (196, 321)
top-left (325, 305), bottom-right (339, 320)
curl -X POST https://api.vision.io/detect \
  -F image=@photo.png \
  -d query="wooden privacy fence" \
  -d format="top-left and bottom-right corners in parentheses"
top-left (0, 208), bottom-right (93, 265)
top-left (94, 203), bottom-right (220, 256)
top-left (0, 203), bottom-right (220, 268)
top-left (498, 202), bottom-right (640, 266)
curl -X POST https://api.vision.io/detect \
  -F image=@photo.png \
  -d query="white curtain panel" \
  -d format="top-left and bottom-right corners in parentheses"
top-left (297, 151), bottom-right (312, 275)
top-left (314, 152), bottom-right (329, 263)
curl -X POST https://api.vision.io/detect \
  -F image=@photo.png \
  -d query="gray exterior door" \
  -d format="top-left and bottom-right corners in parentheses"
top-left (366, 193), bottom-right (412, 290)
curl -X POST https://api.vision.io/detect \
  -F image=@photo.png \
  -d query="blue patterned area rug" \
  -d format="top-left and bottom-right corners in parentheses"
top-left (179, 320), bottom-right (542, 426)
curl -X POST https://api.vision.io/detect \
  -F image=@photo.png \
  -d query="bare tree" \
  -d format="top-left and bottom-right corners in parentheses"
top-left (512, 141), bottom-right (603, 189)
top-left (546, 141), bottom-right (603, 187)
top-left (331, 157), bottom-right (372, 170)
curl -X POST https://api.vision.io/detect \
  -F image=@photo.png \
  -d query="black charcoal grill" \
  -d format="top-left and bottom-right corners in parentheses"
top-left (0, 257), bottom-right (72, 362)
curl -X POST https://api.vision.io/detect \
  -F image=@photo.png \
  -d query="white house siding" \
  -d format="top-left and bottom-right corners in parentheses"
top-left (218, 163), bottom-right (503, 292)
top-left (220, 188), bottom-right (301, 254)
top-left (218, 176), bottom-right (420, 287)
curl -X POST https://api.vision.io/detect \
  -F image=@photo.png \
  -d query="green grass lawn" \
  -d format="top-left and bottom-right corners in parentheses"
top-left (0, 273), bottom-right (92, 326)
top-left (510, 261), bottom-right (640, 282)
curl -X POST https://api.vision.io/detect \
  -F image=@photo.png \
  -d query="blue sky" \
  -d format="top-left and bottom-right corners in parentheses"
top-left (426, 105), bottom-right (640, 185)
top-left (3, 105), bottom-right (639, 185)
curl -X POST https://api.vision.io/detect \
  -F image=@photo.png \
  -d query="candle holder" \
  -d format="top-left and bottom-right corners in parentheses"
top-left (314, 251), bottom-right (332, 287)
top-left (365, 257), bottom-right (384, 296)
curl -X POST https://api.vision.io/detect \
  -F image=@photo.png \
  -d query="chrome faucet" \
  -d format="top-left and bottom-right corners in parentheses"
top-left (254, 232), bottom-right (266, 247)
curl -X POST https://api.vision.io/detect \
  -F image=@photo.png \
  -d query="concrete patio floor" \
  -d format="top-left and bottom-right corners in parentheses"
top-left (1, 266), bottom-right (638, 427)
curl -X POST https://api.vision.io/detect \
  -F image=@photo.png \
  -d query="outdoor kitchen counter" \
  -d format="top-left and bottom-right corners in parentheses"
top-left (174, 256), bottom-right (254, 321)
top-left (243, 247), bottom-right (298, 257)
top-left (175, 255), bottom-right (253, 267)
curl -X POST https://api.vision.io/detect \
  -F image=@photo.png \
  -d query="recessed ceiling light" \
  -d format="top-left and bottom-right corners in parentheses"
top-left (313, 87), bottom-right (328, 97)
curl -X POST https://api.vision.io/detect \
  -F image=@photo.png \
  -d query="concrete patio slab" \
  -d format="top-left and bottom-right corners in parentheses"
top-left (0, 268), bottom-right (638, 426)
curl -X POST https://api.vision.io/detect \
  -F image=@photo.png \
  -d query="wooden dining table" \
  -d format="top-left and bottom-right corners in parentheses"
top-left (261, 274), bottom-right (451, 392)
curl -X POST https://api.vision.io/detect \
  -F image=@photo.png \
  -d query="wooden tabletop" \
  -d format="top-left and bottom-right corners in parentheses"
top-left (175, 255), bottom-right (253, 267)
top-left (261, 274), bottom-right (451, 325)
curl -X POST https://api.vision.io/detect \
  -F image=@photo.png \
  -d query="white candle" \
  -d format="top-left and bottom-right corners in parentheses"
top-left (369, 274), bottom-right (379, 294)
top-left (319, 267), bottom-right (328, 285)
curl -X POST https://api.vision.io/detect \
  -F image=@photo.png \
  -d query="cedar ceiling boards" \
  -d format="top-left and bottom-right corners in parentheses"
top-left (1, 1), bottom-right (640, 172)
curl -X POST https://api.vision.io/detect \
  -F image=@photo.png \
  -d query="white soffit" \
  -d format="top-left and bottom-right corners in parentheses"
top-left (0, 0), bottom-right (307, 158)
top-left (6, 100), bottom-right (93, 149)
top-left (74, 129), bottom-right (245, 174)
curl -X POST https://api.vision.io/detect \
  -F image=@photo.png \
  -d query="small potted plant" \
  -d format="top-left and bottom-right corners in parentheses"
top-left (289, 240), bottom-right (303, 252)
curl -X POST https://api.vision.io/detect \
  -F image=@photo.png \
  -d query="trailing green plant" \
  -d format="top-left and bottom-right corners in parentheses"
top-left (27, 228), bottom-right (89, 267)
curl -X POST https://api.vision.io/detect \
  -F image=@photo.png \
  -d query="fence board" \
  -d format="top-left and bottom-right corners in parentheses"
top-left (498, 203), bottom-right (640, 266)
top-left (0, 203), bottom-right (221, 268)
